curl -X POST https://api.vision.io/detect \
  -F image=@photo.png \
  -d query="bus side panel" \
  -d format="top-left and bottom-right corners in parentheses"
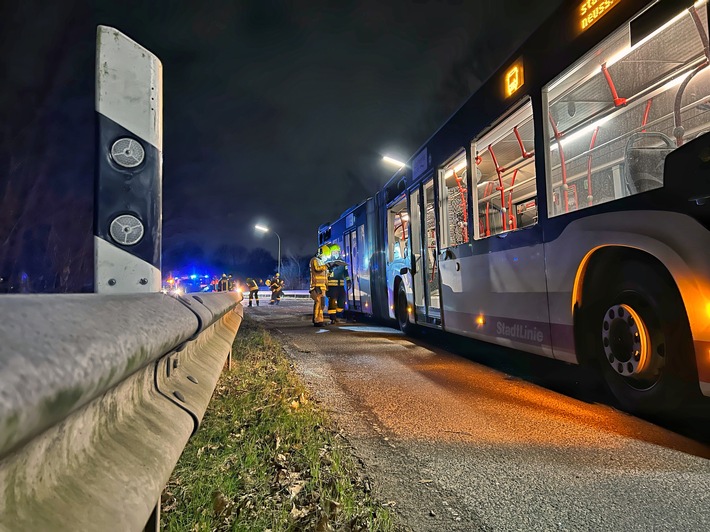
top-left (440, 238), bottom-right (553, 358)
top-left (368, 195), bottom-right (389, 320)
top-left (544, 211), bottom-right (710, 383)
top-left (352, 202), bottom-right (372, 314)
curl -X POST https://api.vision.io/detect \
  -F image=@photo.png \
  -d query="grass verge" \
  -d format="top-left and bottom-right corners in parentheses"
top-left (161, 315), bottom-right (396, 531)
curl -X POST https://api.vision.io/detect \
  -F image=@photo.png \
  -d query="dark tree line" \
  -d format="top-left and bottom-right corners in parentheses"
top-left (163, 241), bottom-right (311, 289)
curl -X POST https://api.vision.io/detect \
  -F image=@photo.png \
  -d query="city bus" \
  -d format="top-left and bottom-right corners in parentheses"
top-left (318, 0), bottom-right (710, 415)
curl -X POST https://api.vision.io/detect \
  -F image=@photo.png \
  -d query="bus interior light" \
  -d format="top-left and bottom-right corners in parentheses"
top-left (444, 159), bottom-right (468, 178)
top-left (551, 114), bottom-right (614, 151)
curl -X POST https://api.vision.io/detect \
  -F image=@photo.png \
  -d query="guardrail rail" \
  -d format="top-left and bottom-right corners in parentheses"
top-left (0, 291), bottom-right (243, 531)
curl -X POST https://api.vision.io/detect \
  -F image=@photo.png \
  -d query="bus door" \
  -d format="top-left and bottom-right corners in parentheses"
top-left (422, 178), bottom-right (441, 322)
top-left (437, 152), bottom-right (469, 332)
top-left (408, 187), bottom-right (426, 321)
top-left (344, 229), bottom-right (362, 311)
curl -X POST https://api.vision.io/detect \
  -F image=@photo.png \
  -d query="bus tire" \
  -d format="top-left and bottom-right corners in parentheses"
top-left (396, 283), bottom-right (415, 336)
top-left (582, 259), bottom-right (697, 416)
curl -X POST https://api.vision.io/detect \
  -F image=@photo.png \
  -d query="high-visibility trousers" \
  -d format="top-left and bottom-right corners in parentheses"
top-left (327, 285), bottom-right (346, 315)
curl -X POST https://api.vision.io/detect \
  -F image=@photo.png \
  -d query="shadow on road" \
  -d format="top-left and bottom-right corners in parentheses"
top-left (348, 313), bottom-right (710, 447)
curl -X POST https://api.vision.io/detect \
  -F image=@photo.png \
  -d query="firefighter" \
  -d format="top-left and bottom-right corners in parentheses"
top-left (309, 245), bottom-right (329, 326)
top-left (218, 273), bottom-right (229, 292)
top-left (268, 272), bottom-right (284, 304)
top-left (326, 244), bottom-right (349, 324)
top-left (245, 277), bottom-right (259, 306)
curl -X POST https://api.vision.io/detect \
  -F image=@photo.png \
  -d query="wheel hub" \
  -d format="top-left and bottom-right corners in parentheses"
top-left (601, 304), bottom-right (651, 377)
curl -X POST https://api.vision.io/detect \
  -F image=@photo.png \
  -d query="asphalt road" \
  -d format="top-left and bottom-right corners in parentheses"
top-left (248, 299), bottom-right (710, 531)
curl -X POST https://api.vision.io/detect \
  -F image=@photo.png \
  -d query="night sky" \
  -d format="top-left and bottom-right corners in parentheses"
top-left (1, 0), bottom-right (565, 291)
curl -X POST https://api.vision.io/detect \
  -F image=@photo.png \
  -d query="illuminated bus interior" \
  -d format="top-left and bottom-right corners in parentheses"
top-left (474, 100), bottom-right (537, 238)
top-left (546, 3), bottom-right (710, 216)
top-left (439, 153), bottom-right (469, 249)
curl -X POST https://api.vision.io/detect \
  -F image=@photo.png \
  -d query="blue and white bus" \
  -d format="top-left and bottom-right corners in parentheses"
top-left (318, 0), bottom-right (710, 415)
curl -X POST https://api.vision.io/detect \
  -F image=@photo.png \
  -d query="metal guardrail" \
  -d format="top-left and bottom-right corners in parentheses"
top-left (0, 292), bottom-right (243, 531)
top-left (244, 289), bottom-right (311, 299)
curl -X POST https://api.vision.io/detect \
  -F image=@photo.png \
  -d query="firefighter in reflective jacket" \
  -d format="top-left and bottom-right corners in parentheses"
top-left (245, 277), bottom-right (259, 307)
top-left (309, 245), bottom-right (329, 326)
top-left (326, 244), bottom-right (350, 324)
top-left (268, 272), bottom-right (284, 304)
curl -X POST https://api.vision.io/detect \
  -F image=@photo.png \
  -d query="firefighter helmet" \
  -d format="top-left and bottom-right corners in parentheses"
top-left (329, 244), bottom-right (341, 258)
top-left (318, 244), bottom-right (331, 258)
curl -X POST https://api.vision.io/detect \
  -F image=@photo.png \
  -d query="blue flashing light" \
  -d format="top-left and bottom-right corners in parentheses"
top-left (190, 274), bottom-right (197, 280)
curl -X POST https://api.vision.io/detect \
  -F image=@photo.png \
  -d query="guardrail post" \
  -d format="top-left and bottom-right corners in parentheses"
top-left (144, 498), bottom-right (160, 532)
top-left (94, 25), bottom-right (163, 294)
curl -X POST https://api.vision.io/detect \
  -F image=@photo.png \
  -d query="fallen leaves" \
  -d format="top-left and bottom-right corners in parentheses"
top-left (212, 490), bottom-right (232, 518)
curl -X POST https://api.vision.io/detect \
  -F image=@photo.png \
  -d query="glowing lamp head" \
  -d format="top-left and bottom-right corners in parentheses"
top-left (383, 155), bottom-right (406, 168)
top-left (476, 315), bottom-right (486, 326)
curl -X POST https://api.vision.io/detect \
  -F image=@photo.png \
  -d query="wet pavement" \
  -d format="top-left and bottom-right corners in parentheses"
top-left (248, 299), bottom-right (710, 531)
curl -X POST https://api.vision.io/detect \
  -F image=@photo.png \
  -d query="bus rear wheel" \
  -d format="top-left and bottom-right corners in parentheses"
top-left (583, 260), bottom-right (696, 416)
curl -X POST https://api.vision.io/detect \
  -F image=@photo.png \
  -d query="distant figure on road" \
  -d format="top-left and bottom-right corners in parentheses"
top-left (246, 277), bottom-right (259, 307)
top-left (309, 246), bottom-right (329, 326)
top-left (268, 272), bottom-right (284, 305)
top-left (217, 273), bottom-right (230, 292)
top-left (326, 244), bottom-right (350, 324)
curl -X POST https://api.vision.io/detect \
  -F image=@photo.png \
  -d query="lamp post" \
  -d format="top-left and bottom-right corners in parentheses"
top-left (254, 224), bottom-right (281, 276)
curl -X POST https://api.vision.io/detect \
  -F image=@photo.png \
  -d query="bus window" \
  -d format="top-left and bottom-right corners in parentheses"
top-left (438, 152), bottom-right (469, 249)
top-left (545, 3), bottom-right (710, 217)
top-left (387, 199), bottom-right (409, 262)
top-left (473, 99), bottom-right (537, 239)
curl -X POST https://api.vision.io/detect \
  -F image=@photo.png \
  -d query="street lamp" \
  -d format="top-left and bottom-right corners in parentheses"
top-left (254, 224), bottom-right (281, 276)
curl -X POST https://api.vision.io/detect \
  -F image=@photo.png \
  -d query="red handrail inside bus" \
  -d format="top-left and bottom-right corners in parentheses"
top-left (548, 113), bottom-right (569, 213)
top-left (601, 62), bottom-right (627, 107)
top-left (570, 183), bottom-right (579, 211)
top-left (487, 144), bottom-right (508, 230)
top-left (641, 98), bottom-right (652, 132)
top-left (483, 181), bottom-right (493, 237)
top-left (508, 169), bottom-right (518, 229)
top-left (513, 126), bottom-right (534, 159)
top-left (485, 202), bottom-right (490, 236)
top-left (587, 126), bottom-right (599, 207)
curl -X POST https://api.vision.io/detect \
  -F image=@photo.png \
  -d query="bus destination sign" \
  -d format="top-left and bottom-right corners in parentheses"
top-left (578, 0), bottom-right (622, 33)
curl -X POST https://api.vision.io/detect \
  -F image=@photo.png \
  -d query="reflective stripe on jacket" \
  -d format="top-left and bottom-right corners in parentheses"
top-left (327, 261), bottom-right (350, 286)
